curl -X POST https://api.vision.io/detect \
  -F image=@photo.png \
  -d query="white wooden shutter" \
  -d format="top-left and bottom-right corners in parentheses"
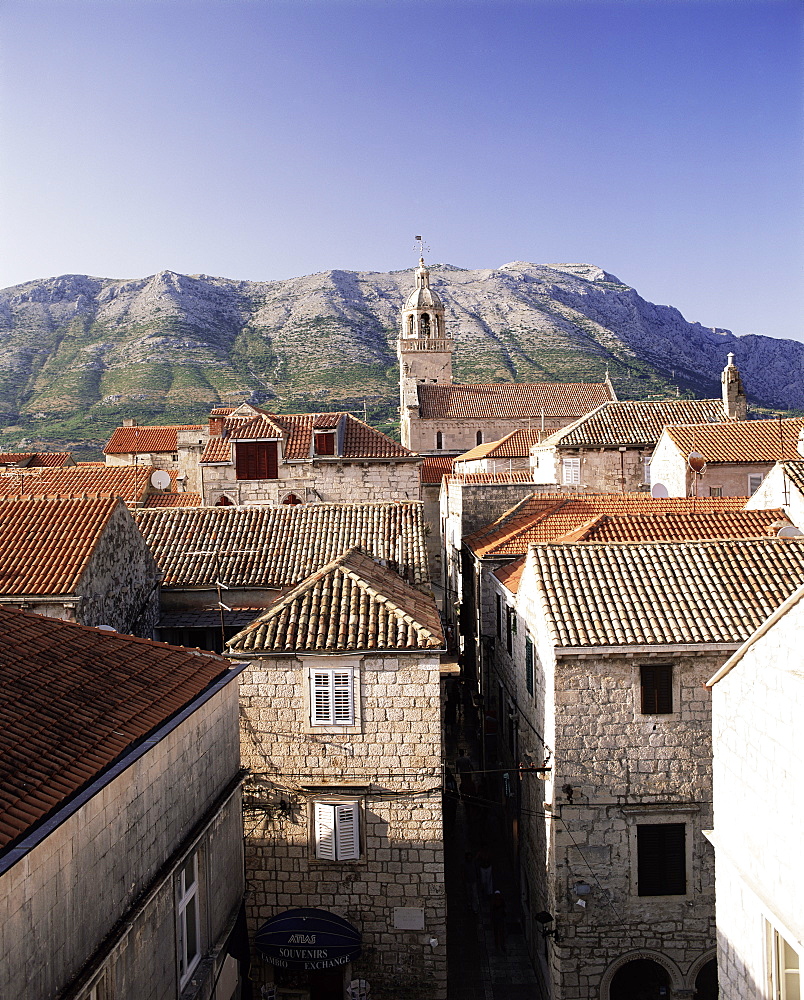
top-left (335, 803), bottom-right (360, 860)
top-left (562, 457), bottom-right (581, 485)
top-left (332, 671), bottom-right (354, 725)
top-left (311, 671), bottom-right (332, 725)
top-left (314, 802), bottom-right (336, 859)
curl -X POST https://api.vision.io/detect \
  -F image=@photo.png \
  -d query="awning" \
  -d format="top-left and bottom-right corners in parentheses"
top-left (255, 908), bottom-right (361, 971)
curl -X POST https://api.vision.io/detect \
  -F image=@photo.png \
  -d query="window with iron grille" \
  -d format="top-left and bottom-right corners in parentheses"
top-left (506, 607), bottom-right (513, 654)
top-left (525, 637), bottom-right (534, 696)
top-left (637, 823), bottom-right (686, 895)
top-left (640, 664), bottom-right (673, 714)
top-left (310, 668), bottom-right (355, 726)
top-left (313, 801), bottom-right (360, 861)
top-left (496, 594), bottom-right (502, 639)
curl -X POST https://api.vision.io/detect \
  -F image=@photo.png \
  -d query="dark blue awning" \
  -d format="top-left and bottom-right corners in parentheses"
top-left (256, 908), bottom-right (362, 970)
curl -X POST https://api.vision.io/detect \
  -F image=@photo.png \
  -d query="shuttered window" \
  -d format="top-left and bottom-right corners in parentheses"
top-left (315, 432), bottom-right (336, 456)
top-left (311, 669), bottom-right (354, 726)
top-left (562, 457), bottom-right (581, 485)
top-left (525, 637), bottom-right (534, 696)
top-left (641, 664), bottom-right (673, 714)
top-left (235, 441), bottom-right (279, 480)
top-left (637, 823), bottom-right (686, 895)
top-left (313, 802), bottom-right (360, 860)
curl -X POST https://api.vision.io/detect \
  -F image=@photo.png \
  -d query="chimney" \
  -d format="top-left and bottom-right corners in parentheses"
top-left (209, 414), bottom-right (225, 437)
top-left (122, 418), bottom-right (138, 428)
top-left (721, 353), bottom-right (746, 421)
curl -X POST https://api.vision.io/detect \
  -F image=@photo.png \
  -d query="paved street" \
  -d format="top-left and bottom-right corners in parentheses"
top-left (443, 685), bottom-right (544, 1000)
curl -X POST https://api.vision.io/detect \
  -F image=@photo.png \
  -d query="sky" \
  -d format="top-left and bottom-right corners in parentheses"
top-left (1, 0), bottom-right (802, 342)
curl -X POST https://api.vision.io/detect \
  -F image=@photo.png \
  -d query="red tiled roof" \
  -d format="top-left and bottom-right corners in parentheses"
top-left (142, 492), bottom-right (202, 508)
top-left (420, 455), bottom-right (455, 484)
top-left (552, 509), bottom-right (788, 543)
top-left (104, 425), bottom-right (204, 455)
top-left (493, 556), bottom-right (526, 595)
top-left (445, 471), bottom-right (536, 485)
top-left (0, 452), bottom-right (73, 468)
top-left (664, 417), bottom-right (804, 465)
top-left (547, 398), bottom-right (727, 448)
top-left (227, 548), bottom-right (444, 654)
top-left (457, 429), bottom-right (543, 462)
top-left (417, 382), bottom-right (615, 420)
top-left (466, 493), bottom-right (749, 557)
top-left (0, 465), bottom-right (154, 506)
top-left (0, 496), bottom-right (121, 595)
top-left (0, 607), bottom-right (231, 853)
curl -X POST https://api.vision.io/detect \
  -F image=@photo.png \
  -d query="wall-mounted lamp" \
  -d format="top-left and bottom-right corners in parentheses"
top-left (534, 911), bottom-right (562, 943)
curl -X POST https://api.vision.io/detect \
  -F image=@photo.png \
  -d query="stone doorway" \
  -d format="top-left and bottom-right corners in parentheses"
top-left (609, 958), bottom-right (671, 1000)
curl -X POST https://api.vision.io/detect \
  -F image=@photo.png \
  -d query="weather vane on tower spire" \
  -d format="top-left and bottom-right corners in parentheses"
top-left (413, 236), bottom-right (430, 262)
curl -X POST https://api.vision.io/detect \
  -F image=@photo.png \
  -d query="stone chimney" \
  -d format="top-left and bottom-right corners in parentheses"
top-left (721, 353), bottom-right (746, 421)
top-left (209, 414), bottom-right (225, 437)
top-left (122, 418), bottom-right (138, 428)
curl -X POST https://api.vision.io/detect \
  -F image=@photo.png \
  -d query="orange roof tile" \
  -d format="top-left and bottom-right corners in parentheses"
top-left (493, 556), bottom-right (526, 594)
top-left (0, 496), bottom-right (121, 595)
top-left (417, 381), bottom-right (615, 420)
top-left (546, 398), bottom-right (727, 448)
top-left (104, 424), bottom-right (204, 455)
top-left (142, 492), bottom-right (202, 508)
top-left (226, 548), bottom-right (444, 654)
top-left (0, 607), bottom-right (232, 853)
top-left (445, 471), bottom-right (536, 486)
top-left (466, 493), bottom-right (749, 557)
top-left (420, 455), bottom-right (455, 484)
top-left (456, 429), bottom-right (543, 462)
top-left (552, 509), bottom-right (788, 543)
top-left (0, 465), bottom-right (154, 506)
top-left (664, 417), bottom-right (804, 464)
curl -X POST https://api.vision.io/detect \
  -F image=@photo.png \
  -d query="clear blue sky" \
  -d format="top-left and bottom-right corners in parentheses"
top-left (2, 0), bottom-right (802, 341)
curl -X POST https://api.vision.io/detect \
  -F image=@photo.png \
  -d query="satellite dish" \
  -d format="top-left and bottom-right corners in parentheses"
top-left (96, 624), bottom-right (117, 632)
top-left (651, 482), bottom-right (669, 499)
top-left (777, 525), bottom-right (803, 538)
top-left (150, 470), bottom-right (171, 491)
top-left (687, 451), bottom-right (707, 474)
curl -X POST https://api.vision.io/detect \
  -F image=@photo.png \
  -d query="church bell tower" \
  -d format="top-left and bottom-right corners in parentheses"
top-left (397, 257), bottom-right (454, 447)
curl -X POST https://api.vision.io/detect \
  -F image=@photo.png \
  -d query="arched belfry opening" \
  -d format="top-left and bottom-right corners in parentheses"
top-left (421, 313), bottom-right (431, 337)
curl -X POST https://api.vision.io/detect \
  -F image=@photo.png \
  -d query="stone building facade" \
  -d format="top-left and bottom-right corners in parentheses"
top-left (484, 538), bottom-right (804, 999)
top-left (706, 584), bottom-right (804, 1000)
top-left (228, 549), bottom-right (447, 1000)
top-left (0, 609), bottom-right (246, 1000)
top-left (746, 457), bottom-right (804, 530)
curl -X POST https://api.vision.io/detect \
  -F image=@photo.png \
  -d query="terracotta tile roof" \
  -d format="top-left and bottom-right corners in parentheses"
top-left (142, 492), bottom-right (202, 508)
top-left (0, 465), bottom-right (154, 506)
top-left (226, 548), bottom-right (444, 654)
top-left (466, 493), bottom-right (748, 557)
top-left (530, 538), bottom-right (804, 647)
top-left (0, 496), bottom-right (121, 595)
top-left (0, 607), bottom-right (231, 853)
top-left (134, 502), bottom-right (430, 588)
top-left (0, 452), bottom-right (73, 468)
top-left (445, 471), bottom-right (536, 486)
top-left (781, 460), bottom-right (804, 495)
top-left (210, 406), bottom-right (237, 416)
top-left (493, 556), bottom-right (526, 595)
top-left (417, 381), bottom-right (615, 420)
top-left (456, 429), bottom-right (543, 462)
top-left (200, 410), bottom-right (411, 463)
top-left (664, 417), bottom-right (804, 465)
top-left (552, 509), bottom-right (788, 543)
top-left (104, 424), bottom-right (204, 455)
top-left (0, 453), bottom-right (35, 466)
top-left (420, 455), bottom-right (455, 484)
top-left (545, 398), bottom-right (727, 448)
top-left (158, 609), bottom-right (262, 630)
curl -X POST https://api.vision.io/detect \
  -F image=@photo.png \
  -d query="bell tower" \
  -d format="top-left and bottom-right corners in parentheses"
top-left (397, 257), bottom-right (454, 448)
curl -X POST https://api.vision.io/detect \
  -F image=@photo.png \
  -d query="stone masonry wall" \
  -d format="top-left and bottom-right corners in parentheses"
top-left (202, 460), bottom-right (420, 507)
top-left (408, 415), bottom-right (573, 456)
top-left (0, 683), bottom-right (243, 1000)
top-left (532, 445), bottom-right (652, 493)
top-left (239, 652), bottom-right (447, 1000)
top-left (711, 594), bottom-right (804, 999)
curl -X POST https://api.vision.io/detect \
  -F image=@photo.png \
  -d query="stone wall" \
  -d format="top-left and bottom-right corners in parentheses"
top-left (531, 444), bottom-right (652, 493)
top-left (239, 652), bottom-right (447, 1000)
top-left (710, 592), bottom-right (804, 999)
top-left (202, 460), bottom-right (421, 507)
top-left (77, 501), bottom-right (161, 635)
top-left (0, 682), bottom-right (243, 1000)
top-left (407, 415), bottom-right (572, 456)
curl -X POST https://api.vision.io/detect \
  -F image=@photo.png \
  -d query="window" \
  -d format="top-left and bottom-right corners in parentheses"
top-left (767, 921), bottom-right (801, 1000)
top-left (749, 473), bottom-right (764, 495)
top-left (495, 594), bottom-right (502, 639)
top-left (436, 431), bottom-right (443, 450)
top-left (643, 456), bottom-right (651, 485)
top-left (310, 668), bottom-right (355, 726)
top-left (476, 431), bottom-right (483, 446)
top-left (177, 853), bottom-right (201, 988)
top-left (709, 486), bottom-right (723, 498)
top-left (506, 607), bottom-right (514, 654)
top-left (637, 823), bottom-right (686, 895)
top-left (171, 452), bottom-right (179, 462)
top-left (313, 801), bottom-right (360, 860)
top-left (562, 457), bottom-right (581, 485)
top-left (314, 432), bottom-right (336, 456)
top-left (640, 664), bottom-right (673, 714)
top-left (235, 441), bottom-right (278, 480)
top-left (525, 637), bottom-right (534, 696)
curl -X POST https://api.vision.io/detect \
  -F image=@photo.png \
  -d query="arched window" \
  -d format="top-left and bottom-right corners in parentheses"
top-left (282, 493), bottom-right (303, 506)
top-left (407, 315), bottom-right (414, 337)
top-left (434, 316), bottom-right (440, 336)
top-left (420, 313), bottom-right (431, 337)
top-left (476, 431), bottom-right (483, 446)
top-left (436, 431), bottom-right (443, 450)
top-left (215, 495), bottom-right (234, 506)
top-left (609, 959), bottom-right (670, 1000)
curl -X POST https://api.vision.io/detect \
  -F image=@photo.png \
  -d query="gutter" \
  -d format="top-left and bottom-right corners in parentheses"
top-left (555, 642), bottom-right (740, 656)
top-left (0, 661), bottom-right (248, 877)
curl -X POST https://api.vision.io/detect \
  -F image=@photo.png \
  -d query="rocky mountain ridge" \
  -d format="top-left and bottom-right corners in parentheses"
top-left (0, 262), bottom-right (801, 454)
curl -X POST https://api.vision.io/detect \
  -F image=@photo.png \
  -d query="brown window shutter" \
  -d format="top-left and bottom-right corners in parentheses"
top-left (641, 664), bottom-right (673, 714)
top-left (637, 823), bottom-right (686, 895)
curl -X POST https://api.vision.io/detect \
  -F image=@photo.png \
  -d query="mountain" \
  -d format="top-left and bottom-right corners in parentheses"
top-left (0, 262), bottom-right (801, 454)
